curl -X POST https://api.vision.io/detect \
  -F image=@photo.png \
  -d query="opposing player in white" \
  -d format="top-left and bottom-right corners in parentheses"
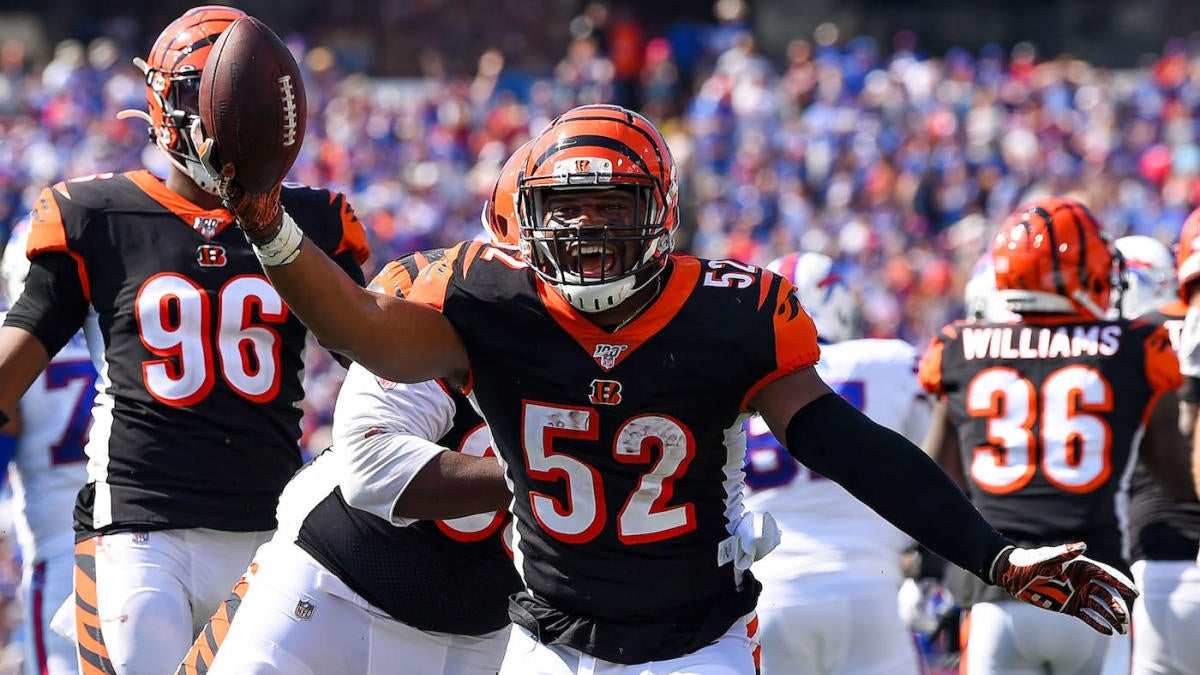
top-left (1, 223), bottom-right (95, 675)
top-left (745, 252), bottom-right (929, 675)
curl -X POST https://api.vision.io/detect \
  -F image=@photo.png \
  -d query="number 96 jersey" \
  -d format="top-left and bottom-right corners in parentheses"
top-left (407, 243), bottom-right (820, 664)
top-left (19, 170), bottom-right (369, 537)
top-left (918, 317), bottom-right (1182, 568)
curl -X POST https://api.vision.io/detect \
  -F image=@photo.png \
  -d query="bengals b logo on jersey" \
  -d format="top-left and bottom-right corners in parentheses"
top-left (589, 379), bottom-right (623, 406)
top-left (196, 244), bottom-right (227, 267)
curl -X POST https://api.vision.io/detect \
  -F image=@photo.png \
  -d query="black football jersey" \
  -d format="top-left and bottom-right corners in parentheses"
top-left (919, 317), bottom-right (1181, 570)
top-left (1128, 300), bottom-right (1200, 560)
top-left (407, 243), bottom-right (820, 663)
top-left (19, 171), bottom-right (369, 537)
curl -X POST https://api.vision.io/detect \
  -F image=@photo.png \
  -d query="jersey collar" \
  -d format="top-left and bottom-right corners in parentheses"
top-left (537, 255), bottom-right (699, 371)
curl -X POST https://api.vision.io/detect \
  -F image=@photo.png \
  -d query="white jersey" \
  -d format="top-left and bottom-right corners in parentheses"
top-left (744, 338), bottom-right (929, 584)
top-left (11, 329), bottom-right (95, 563)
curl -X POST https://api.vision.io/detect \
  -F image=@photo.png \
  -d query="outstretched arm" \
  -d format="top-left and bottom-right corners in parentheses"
top-left (217, 175), bottom-right (469, 384)
top-left (751, 367), bottom-right (1008, 581)
top-left (751, 366), bottom-right (1136, 635)
top-left (256, 228), bottom-right (468, 385)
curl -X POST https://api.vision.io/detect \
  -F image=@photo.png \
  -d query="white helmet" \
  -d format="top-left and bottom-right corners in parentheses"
top-left (0, 220), bottom-right (33, 312)
top-left (767, 252), bottom-right (859, 343)
top-left (1112, 236), bottom-right (1176, 318)
top-left (964, 251), bottom-right (1017, 322)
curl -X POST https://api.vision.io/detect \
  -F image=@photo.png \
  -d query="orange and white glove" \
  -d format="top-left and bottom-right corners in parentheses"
top-left (215, 163), bottom-right (283, 242)
top-left (990, 542), bottom-right (1137, 635)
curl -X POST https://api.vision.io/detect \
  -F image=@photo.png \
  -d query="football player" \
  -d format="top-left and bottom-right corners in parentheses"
top-left (1128, 222), bottom-right (1200, 675)
top-left (919, 197), bottom-right (1195, 674)
top-left (0, 7), bottom-right (370, 674)
top-left (745, 251), bottom-right (927, 674)
top-left (0, 223), bottom-right (95, 675)
top-left (176, 146), bottom-right (534, 675)
top-left (212, 104), bottom-right (1135, 674)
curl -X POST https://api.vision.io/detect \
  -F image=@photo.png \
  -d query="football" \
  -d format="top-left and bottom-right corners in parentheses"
top-left (199, 16), bottom-right (306, 194)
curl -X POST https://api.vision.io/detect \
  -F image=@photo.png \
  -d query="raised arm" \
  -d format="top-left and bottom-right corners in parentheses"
top-left (221, 179), bottom-right (469, 385)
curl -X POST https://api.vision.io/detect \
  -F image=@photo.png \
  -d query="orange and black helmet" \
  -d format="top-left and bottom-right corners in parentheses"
top-left (119, 6), bottom-right (245, 193)
top-left (517, 104), bottom-right (678, 312)
top-left (991, 196), bottom-right (1117, 319)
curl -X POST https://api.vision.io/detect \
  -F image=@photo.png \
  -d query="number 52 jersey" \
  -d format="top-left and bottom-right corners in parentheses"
top-left (407, 243), bottom-right (820, 664)
top-left (918, 317), bottom-right (1181, 568)
top-left (16, 170), bottom-right (369, 537)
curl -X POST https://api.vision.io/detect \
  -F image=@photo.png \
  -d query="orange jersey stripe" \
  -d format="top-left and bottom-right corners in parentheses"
top-left (332, 193), bottom-right (371, 265)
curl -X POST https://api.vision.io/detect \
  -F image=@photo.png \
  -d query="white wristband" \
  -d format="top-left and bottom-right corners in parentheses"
top-left (252, 208), bottom-right (305, 266)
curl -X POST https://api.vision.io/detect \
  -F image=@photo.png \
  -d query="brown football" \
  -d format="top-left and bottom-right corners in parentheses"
top-left (199, 16), bottom-right (306, 193)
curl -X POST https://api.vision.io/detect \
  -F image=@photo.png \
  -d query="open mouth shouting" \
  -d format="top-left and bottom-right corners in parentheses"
top-left (566, 241), bottom-right (623, 279)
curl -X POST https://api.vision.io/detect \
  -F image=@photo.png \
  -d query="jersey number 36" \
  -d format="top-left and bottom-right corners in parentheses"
top-left (966, 365), bottom-right (1113, 494)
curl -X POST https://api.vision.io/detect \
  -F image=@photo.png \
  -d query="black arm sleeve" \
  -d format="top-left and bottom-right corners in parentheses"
top-left (2, 253), bottom-right (89, 357)
top-left (786, 393), bottom-right (1012, 582)
top-left (1182, 376), bottom-right (1200, 404)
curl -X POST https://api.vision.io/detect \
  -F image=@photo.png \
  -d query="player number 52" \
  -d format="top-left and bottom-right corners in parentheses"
top-left (702, 260), bottom-right (756, 288)
top-left (522, 401), bottom-right (697, 545)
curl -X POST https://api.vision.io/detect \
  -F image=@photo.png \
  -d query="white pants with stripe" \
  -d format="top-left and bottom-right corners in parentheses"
top-left (499, 612), bottom-right (759, 675)
top-left (1131, 559), bottom-right (1200, 675)
top-left (206, 542), bottom-right (509, 675)
top-left (964, 600), bottom-right (1130, 675)
top-left (84, 528), bottom-right (272, 675)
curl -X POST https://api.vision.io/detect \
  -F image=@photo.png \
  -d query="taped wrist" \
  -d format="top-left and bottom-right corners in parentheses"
top-left (250, 208), bottom-right (304, 267)
top-left (784, 393), bottom-right (1012, 582)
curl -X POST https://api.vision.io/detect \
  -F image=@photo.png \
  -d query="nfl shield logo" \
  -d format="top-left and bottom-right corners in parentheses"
top-left (193, 217), bottom-right (221, 239)
top-left (592, 343), bottom-right (629, 370)
top-left (294, 599), bottom-right (315, 621)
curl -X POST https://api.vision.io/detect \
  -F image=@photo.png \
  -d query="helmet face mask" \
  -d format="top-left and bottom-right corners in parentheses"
top-left (118, 6), bottom-right (245, 194)
top-left (517, 105), bottom-right (678, 313)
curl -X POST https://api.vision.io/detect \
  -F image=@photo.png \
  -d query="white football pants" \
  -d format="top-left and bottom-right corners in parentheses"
top-left (1131, 559), bottom-right (1200, 675)
top-left (963, 599), bottom-right (1130, 675)
top-left (74, 528), bottom-right (271, 675)
top-left (205, 542), bottom-right (509, 675)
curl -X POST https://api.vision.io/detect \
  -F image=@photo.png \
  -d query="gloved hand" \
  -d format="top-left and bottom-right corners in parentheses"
top-left (990, 542), bottom-right (1137, 635)
top-left (197, 138), bottom-right (283, 241)
top-left (731, 510), bottom-right (781, 572)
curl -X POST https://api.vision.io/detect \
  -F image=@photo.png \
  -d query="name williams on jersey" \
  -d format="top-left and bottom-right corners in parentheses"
top-left (960, 325), bottom-right (1122, 361)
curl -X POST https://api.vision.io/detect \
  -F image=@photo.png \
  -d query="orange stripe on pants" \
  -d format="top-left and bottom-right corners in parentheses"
top-left (746, 613), bottom-right (761, 674)
top-left (74, 538), bottom-right (116, 675)
top-left (175, 567), bottom-right (253, 675)
top-left (959, 609), bottom-right (971, 675)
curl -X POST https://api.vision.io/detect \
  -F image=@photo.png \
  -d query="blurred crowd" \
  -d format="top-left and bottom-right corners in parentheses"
top-left (1, 0), bottom-right (1200, 515)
